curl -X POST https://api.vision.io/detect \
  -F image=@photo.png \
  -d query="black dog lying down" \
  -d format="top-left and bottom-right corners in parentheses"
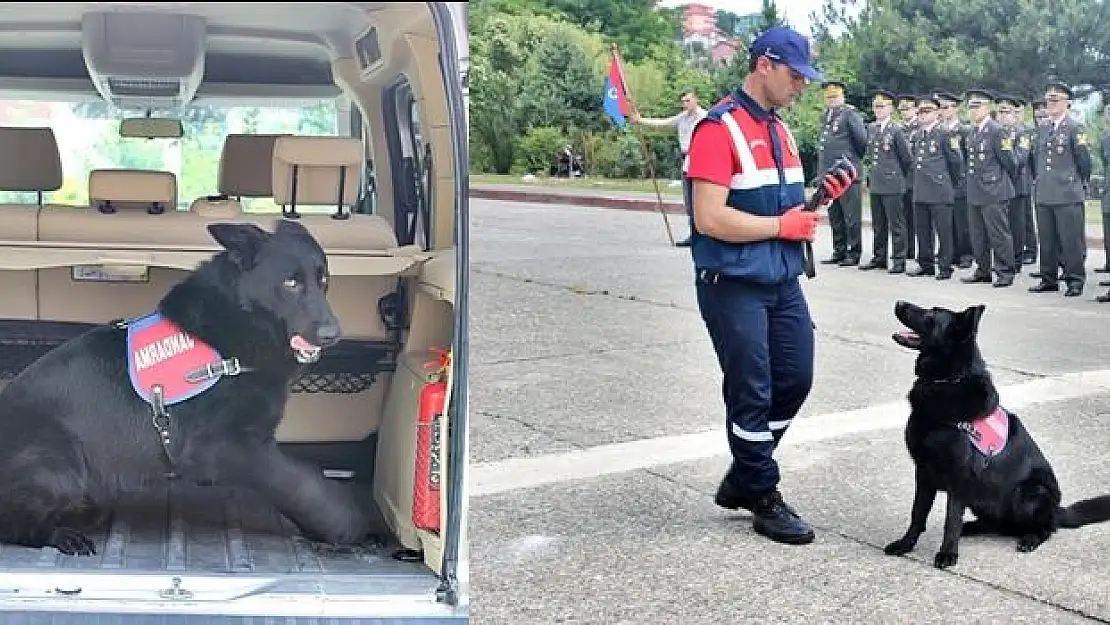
top-left (885, 299), bottom-right (1110, 569)
top-left (0, 219), bottom-right (373, 555)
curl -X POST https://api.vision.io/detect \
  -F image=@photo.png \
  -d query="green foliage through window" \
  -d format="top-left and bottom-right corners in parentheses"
top-left (0, 99), bottom-right (341, 213)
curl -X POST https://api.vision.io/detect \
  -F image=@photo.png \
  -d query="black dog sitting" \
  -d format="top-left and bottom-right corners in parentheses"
top-left (885, 299), bottom-right (1110, 569)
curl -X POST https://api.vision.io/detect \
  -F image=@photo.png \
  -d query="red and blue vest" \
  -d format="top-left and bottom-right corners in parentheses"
top-left (690, 91), bottom-right (807, 285)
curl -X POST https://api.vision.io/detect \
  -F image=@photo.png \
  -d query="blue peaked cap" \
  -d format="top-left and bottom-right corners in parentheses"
top-left (749, 26), bottom-right (823, 82)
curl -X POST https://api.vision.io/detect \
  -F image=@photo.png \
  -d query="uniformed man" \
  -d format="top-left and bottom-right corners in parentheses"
top-left (995, 94), bottom-right (1033, 270)
top-left (1025, 97), bottom-right (1049, 265)
top-left (908, 94), bottom-right (963, 279)
top-left (817, 79), bottom-right (869, 266)
top-left (684, 26), bottom-right (857, 545)
top-left (861, 89), bottom-right (913, 272)
top-left (937, 90), bottom-right (974, 269)
top-left (961, 88), bottom-right (1019, 287)
top-left (897, 94), bottom-right (920, 258)
top-left (1095, 105), bottom-right (1110, 303)
top-left (1029, 82), bottom-right (1091, 297)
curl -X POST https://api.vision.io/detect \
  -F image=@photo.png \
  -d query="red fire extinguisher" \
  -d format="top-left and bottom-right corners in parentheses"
top-left (413, 347), bottom-right (450, 533)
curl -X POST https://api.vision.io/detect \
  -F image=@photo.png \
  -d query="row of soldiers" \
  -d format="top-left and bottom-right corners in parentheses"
top-left (815, 80), bottom-right (1110, 302)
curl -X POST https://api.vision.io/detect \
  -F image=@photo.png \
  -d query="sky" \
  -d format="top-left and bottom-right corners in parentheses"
top-left (656, 0), bottom-right (847, 36)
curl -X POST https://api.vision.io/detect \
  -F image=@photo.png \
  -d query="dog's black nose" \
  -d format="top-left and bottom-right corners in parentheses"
top-left (317, 324), bottom-right (341, 343)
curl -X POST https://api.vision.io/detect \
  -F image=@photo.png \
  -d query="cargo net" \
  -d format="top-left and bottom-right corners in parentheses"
top-left (0, 320), bottom-right (397, 394)
top-left (290, 340), bottom-right (397, 394)
top-left (0, 335), bottom-right (64, 381)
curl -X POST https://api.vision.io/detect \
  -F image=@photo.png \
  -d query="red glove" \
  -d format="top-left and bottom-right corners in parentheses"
top-left (778, 207), bottom-right (819, 241)
top-left (811, 157), bottom-right (859, 207)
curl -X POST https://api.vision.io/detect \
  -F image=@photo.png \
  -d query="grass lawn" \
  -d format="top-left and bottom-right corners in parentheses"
top-left (471, 173), bottom-right (1107, 227)
top-left (470, 173), bottom-right (684, 197)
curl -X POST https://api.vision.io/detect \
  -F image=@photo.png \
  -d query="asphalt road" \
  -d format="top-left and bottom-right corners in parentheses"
top-left (468, 198), bottom-right (1110, 624)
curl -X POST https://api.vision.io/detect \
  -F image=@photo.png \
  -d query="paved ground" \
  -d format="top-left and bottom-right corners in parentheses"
top-left (469, 181), bottom-right (1109, 247)
top-left (467, 197), bottom-right (1110, 624)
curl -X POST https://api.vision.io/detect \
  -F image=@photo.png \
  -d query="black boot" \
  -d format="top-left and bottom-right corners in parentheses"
top-left (715, 475), bottom-right (755, 512)
top-left (751, 490), bottom-right (815, 545)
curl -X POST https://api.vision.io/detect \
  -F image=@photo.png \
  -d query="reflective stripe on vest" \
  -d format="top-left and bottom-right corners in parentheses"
top-left (718, 110), bottom-right (806, 191)
top-left (689, 99), bottom-right (807, 285)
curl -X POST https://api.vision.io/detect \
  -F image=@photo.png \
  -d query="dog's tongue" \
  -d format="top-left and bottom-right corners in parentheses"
top-left (290, 335), bottom-right (318, 351)
top-left (290, 335), bottom-right (322, 364)
top-left (894, 330), bottom-right (919, 340)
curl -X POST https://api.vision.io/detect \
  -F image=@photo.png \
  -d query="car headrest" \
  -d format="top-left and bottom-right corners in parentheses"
top-left (271, 136), bottom-right (362, 219)
top-left (88, 169), bottom-right (177, 214)
top-left (0, 127), bottom-right (64, 198)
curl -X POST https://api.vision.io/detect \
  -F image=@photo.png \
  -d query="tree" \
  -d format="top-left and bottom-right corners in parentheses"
top-left (831, 0), bottom-right (1110, 100)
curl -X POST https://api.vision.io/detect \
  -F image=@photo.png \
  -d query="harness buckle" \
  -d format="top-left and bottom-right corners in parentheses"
top-left (149, 385), bottom-right (177, 479)
top-left (957, 421), bottom-right (981, 440)
top-left (184, 358), bottom-right (247, 384)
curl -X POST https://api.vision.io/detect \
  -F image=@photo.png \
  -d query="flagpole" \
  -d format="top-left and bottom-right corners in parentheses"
top-left (610, 43), bottom-right (676, 246)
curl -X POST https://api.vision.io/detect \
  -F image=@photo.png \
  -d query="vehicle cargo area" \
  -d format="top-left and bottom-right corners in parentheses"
top-left (0, 1), bottom-right (464, 615)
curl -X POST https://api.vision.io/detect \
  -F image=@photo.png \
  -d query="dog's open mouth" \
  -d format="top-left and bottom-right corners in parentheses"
top-left (892, 329), bottom-right (921, 349)
top-left (290, 335), bottom-right (322, 364)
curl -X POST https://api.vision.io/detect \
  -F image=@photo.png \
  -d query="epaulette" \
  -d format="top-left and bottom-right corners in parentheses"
top-left (705, 97), bottom-right (737, 121)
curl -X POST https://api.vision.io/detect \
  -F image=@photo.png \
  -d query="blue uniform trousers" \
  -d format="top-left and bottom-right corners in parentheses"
top-left (695, 271), bottom-right (814, 495)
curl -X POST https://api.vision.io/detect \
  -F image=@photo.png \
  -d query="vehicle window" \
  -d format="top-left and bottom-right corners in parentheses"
top-left (0, 98), bottom-right (341, 213)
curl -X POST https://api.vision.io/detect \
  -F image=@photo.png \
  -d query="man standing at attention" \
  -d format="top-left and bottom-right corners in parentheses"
top-left (897, 94), bottom-right (920, 259)
top-left (908, 94), bottom-right (963, 279)
top-left (961, 88), bottom-right (1019, 288)
top-left (1096, 106), bottom-right (1110, 303)
top-left (631, 91), bottom-right (708, 247)
top-left (685, 26), bottom-right (856, 545)
top-left (1028, 82), bottom-right (1090, 297)
top-left (995, 94), bottom-right (1032, 272)
top-left (860, 89), bottom-right (913, 273)
top-left (937, 91), bottom-right (975, 270)
top-left (817, 79), bottom-right (868, 266)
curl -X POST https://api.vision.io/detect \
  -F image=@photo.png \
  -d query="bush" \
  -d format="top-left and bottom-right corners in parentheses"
top-left (513, 126), bottom-right (566, 175)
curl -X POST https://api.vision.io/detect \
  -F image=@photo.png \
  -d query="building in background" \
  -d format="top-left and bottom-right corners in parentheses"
top-left (678, 2), bottom-right (759, 68)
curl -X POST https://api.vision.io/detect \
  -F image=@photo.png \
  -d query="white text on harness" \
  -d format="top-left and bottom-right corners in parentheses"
top-left (133, 333), bottom-right (197, 372)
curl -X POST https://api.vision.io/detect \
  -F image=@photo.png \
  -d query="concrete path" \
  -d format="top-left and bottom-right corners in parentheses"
top-left (468, 195), bottom-right (1110, 624)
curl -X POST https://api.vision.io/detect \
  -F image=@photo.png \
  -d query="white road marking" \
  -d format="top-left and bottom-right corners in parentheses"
top-left (471, 369), bottom-right (1110, 497)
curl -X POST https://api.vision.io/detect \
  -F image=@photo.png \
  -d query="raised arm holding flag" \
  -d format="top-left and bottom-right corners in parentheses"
top-left (601, 44), bottom-right (676, 245)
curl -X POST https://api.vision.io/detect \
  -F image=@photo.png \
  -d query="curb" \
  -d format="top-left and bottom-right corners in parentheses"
top-left (471, 185), bottom-right (1107, 249)
top-left (471, 186), bottom-right (687, 215)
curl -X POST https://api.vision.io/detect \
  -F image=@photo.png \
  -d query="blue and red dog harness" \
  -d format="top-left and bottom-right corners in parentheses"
top-left (957, 405), bottom-right (1011, 458)
top-left (115, 312), bottom-right (250, 476)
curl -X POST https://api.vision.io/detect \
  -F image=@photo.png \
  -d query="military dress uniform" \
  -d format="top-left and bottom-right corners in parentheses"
top-left (1029, 83), bottom-right (1091, 297)
top-left (961, 89), bottom-right (1019, 287)
top-left (818, 81), bottom-right (869, 266)
top-left (909, 95), bottom-right (963, 279)
top-left (1098, 125), bottom-right (1110, 280)
top-left (998, 95), bottom-right (1033, 269)
top-left (861, 90), bottom-right (913, 272)
top-left (897, 94), bottom-right (920, 258)
top-left (1094, 121), bottom-right (1110, 303)
top-left (1026, 98), bottom-right (1050, 263)
top-left (937, 91), bottom-right (974, 269)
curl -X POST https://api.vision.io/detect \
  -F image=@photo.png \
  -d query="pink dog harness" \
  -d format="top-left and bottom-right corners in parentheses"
top-left (958, 406), bottom-right (1010, 457)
